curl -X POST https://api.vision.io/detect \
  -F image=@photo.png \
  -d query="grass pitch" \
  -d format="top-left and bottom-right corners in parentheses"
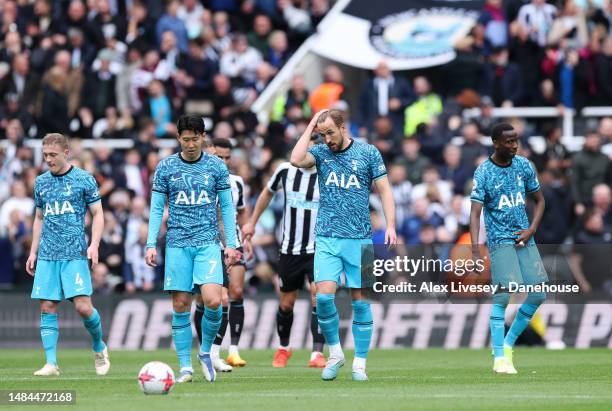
top-left (1, 349), bottom-right (611, 411)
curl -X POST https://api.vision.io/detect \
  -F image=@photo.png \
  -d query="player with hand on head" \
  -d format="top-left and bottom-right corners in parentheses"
top-left (27, 133), bottom-right (110, 377)
top-left (290, 109), bottom-right (397, 381)
top-left (145, 115), bottom-right (241, 383)
top-left (470, 122), bottom-right (548, 374)
top-left (242, 133), bottom-right (327, 369)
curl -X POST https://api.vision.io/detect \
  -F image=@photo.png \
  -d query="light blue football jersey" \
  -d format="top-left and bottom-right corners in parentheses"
top-left (34, 166), bottom-right (101, 260)
top-left (152, 152), bottom-right (231, 247)
top-left (470, 155), bottom-right (541, 246)
top-left (308, 140), bottom-right (387, 239)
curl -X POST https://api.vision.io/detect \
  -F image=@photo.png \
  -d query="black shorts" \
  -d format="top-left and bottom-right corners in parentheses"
top-left (278, 253), bottom-right (314, 292)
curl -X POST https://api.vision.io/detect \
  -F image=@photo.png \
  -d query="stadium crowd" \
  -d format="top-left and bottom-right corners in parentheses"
top-left (0, 0), bottom-right (611, 295)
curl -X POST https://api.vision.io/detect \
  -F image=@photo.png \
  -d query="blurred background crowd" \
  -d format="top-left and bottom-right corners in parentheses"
top-left (0, 0), bottom-right (611, 295)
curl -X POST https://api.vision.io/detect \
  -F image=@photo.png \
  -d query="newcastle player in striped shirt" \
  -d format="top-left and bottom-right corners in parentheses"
top-left (242, 134), bottom-right (327, 369)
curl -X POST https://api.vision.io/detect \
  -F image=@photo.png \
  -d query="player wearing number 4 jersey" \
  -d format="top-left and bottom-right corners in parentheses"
top-left (291, 109), bottom-right (397, 382)
top-left (27, 133), bottom-right (110, 377)
top-left (145, 115), bottom-right (241, 383)
top-left (470, 123), bottom-right (548, 375)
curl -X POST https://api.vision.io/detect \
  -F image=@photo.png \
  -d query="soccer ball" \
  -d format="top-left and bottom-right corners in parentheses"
top-left (137, 361), bottom-right (175, 395)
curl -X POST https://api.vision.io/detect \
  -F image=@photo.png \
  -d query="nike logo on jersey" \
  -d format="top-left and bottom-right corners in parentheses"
top-left (495, 183), bottom-right (503, 190)
top-left (324, 159), bottom-right (333, 163)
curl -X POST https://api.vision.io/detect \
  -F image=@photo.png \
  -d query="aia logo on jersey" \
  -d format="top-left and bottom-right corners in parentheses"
top-left (497, 192), bottom-right (525, 210)
top-left (325, 172), bottom-right (360, 189)
top-left (44, 201), bottom-right (75, 216)
top-left (175, 190), bottom-right (212, 205)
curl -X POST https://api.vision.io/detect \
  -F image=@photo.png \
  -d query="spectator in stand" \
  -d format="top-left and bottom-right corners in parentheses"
top-left (38, 66), bottom-right (70, 137)
top-left (177, 0), bottom-right (205, 39)
top-left (125, 223), bottom-right (155, 293)
top-left (535, 167), bottom-right (574, 244)
top-left (125, 1), bottom-right (157, 50)
top-left (404, 76), bottom-right (442, 137)
top-left (474, 95), bottom-right (498, 136)
top-left (156, 0), bottom-right (189, 53)
top-left (358, 60), bottom-right (414, 135)
top-left (478, 0), bottom-right (508, 49)
top-left (411, 165), bottom-right (453, 210)
top-left (146, 80), bottom-right (173, 138)
top-left (220, 33), bottom-right (263, 86)
top-left (247, 14), bottom-right (272, 56)
top-left (460, 121), bottom-right (490, 173)
top-left (595, 36), bottom-right (612, 106)
top-left (82, 48), bottom-right (117, 120)
top-left (532, 125), bottom-right (572, 172)
top-left (399, 197), bottom-right (443, 244)
top-left (177, 37), bottom-right (218, 99)
top-left (481, 47), bottom-right (523, 107)
top-left (308, 64), bottom-right (346, 113)
top-left (270, 73), bottom-right (310, 122)
top-left (370, 116), bottom-right (401, 163)
top-left (266, 30), bottom-right (290, 71)
top-left (0, 53), bottom-right (40, 116)
top-left (571, 130), bottom-right (610, 213)
top-left (517, 0), bottom-right (558, 48)
top-left (439, 145), bottom-right (471, 195)
top-left (548, 0), bottom-right (588, 49)
top-left (0, 181), bottom-right (34, 235)
top-left (399, 137), bottom-right (431, 185)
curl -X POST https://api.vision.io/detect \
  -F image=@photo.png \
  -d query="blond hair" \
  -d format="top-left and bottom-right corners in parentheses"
top-left (42, 133), bottom-right (70, 150)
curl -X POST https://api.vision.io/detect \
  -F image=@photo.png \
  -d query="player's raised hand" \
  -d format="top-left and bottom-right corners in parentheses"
top-left (309, 109), bottom-right (329, 129)
top-left (224, 248), bottom-right (242, 266)
top-left (145, 248), bottom-right (157, 267)
top-left (26, 254), bottom-right (37, 276)
top-left (87, 245), bottom-right (99, 267)
top-left (241, 222), bottom-right (255, 241)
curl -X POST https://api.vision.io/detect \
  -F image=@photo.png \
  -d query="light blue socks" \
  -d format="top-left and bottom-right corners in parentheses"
top-left (40, 313), bottom-right (59, 366)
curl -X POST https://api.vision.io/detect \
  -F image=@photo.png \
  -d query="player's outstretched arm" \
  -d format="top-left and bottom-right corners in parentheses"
top-left (374, 176), bottom-right (397, 245)
top-left (290, 110), bottom-right (326, 168)
top-left (242, 187), bottom-right (273, 240)
top-left (145, 191), bottom-right (165, 267)
top-left (88, 202), bottom-right (104, 266)
top-left (26, 209), bottom-right (43, 276)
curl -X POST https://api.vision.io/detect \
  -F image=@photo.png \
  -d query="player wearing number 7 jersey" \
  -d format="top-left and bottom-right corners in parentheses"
top-left (27, 133), bottom-right (110, 377)
top-left (145, 115), bottom-right (241, 383)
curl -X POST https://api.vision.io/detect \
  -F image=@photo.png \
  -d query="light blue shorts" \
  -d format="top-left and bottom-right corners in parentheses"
top-left (314, 236), bottom-right (373, 289)
top-left (489, 244), bottom-right (549, 288)
top-left (31, 259), bottom-right (92, 301)
top-left (165, 244), bottom-right (223, 292)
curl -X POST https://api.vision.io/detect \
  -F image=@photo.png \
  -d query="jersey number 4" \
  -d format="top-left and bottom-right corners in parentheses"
top-left (75, 272), bottom-right (84, 287)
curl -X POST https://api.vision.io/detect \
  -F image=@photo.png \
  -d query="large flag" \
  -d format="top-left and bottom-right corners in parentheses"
top-left (311, 0), bottom-right (483, 70)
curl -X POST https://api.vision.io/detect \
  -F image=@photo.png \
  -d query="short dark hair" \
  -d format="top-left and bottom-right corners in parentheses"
top-left (491, 122), bottom-right (515, 141)
top-left (212, 137), bottom-right (233, 150)
top-left (177, 114), bottom-right (205, 136)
